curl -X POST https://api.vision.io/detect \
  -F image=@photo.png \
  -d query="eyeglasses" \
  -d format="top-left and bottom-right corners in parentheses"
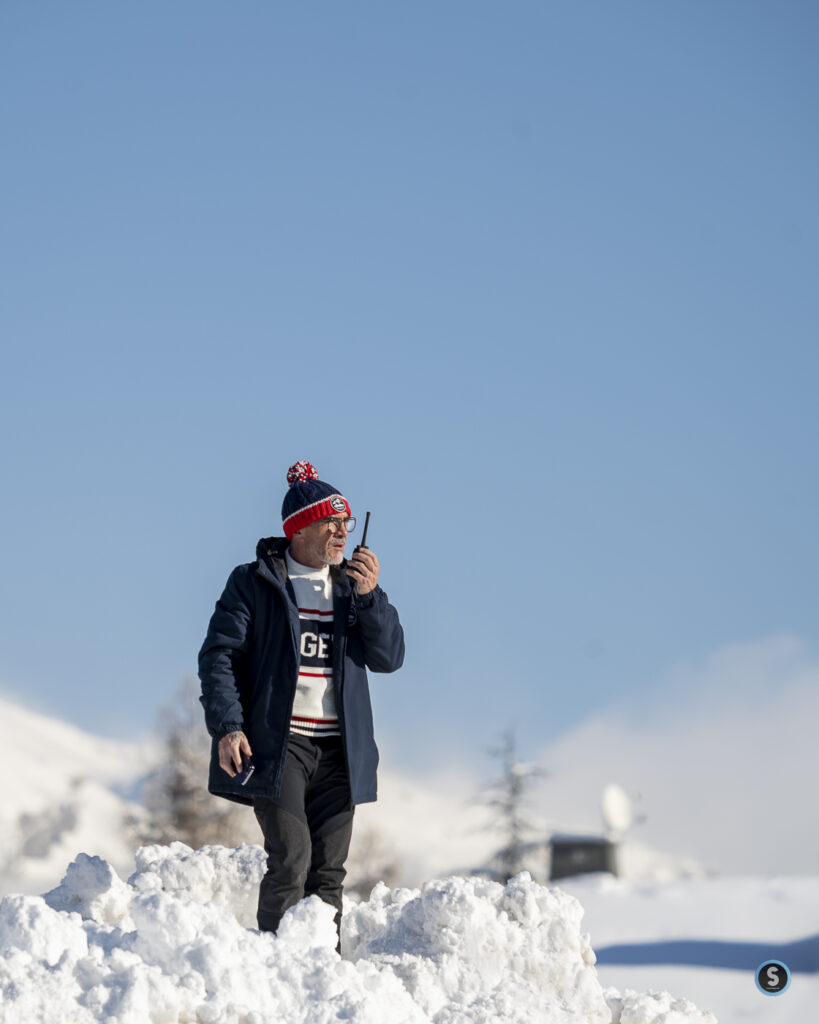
top-left (318, 516), bottom-right (356, 533)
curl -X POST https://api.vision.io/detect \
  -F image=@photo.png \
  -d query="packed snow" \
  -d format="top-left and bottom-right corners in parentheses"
top-left (0, 843), bottom-right (716, 1024)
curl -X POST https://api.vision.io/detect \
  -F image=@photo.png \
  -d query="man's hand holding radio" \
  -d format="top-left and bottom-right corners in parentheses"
top-left (346, 547), bottom-right (379, 595)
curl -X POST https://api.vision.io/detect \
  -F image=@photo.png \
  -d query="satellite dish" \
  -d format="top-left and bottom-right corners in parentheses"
top-left (601, 783), bottom-right (633, 834)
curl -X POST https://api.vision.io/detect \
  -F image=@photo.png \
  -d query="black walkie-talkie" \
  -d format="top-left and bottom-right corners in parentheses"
top-left (349, 511), bottom-right (370, 600)
top-left (356, 511), bottom-right (371, 553)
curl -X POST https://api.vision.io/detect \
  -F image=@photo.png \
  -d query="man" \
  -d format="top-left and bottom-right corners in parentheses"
top-left (198, 460), bottom-right (404, 945)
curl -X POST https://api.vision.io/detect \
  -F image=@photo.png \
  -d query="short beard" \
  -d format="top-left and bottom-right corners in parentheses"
top-left (323, 549), bottom-right (345, 566)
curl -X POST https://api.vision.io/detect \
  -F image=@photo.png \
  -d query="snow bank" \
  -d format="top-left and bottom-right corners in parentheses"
top-left (0, 843), bottom-right (716, 1024)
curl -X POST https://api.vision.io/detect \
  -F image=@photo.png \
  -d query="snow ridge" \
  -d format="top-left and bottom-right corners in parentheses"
top-left (0, 843), bottom-right (715, 1024)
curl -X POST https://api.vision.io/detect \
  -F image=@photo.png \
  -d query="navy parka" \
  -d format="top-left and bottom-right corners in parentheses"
top-left (198, 536), bottom-right (404, 807)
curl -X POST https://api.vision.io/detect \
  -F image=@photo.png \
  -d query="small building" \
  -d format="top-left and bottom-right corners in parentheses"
top-left (548, 833), bottom-right (617, 881)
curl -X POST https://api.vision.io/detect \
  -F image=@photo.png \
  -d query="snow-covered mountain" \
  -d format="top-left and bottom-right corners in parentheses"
top-left (0, 697), bottom-right (155, 895)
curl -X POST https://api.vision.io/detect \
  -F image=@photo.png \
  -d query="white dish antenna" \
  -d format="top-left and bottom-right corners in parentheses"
top-left (601, 783), bottom-right (633, 835)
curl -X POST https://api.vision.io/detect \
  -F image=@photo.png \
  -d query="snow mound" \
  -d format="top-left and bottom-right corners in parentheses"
top-left (129, 841), bottom-right (266, 928)
top-left (45, 853), bottom-right (134, 926)
top-left (605, 989), bottom-right (717, 1024)
top-left (343, 873), bottom-right (608, 1022)
top-left (0, 844), bottom-right (716, 1024)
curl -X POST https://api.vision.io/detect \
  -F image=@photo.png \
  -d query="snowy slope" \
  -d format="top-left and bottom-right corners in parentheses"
top-left (0, 697), bottom-right (155, 895)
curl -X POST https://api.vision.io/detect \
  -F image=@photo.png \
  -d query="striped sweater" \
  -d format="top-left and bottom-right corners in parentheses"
top-left (285, 549), bottom-right (340, 738)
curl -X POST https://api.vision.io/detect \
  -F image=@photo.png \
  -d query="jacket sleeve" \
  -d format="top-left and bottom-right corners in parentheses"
top-left (198, 565), bottom-right (255, 738)
top-left (354, 585), bottom-right (405, 673)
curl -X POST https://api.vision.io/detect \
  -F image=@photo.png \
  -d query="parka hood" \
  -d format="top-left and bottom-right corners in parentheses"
top-left (256, 535), bottom-right (288, 563)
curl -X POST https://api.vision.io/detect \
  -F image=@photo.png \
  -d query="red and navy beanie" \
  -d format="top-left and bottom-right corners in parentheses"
top-left (281, 461), bottom-right (351, 539)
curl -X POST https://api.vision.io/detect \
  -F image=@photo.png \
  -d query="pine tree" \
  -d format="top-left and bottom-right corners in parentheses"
top-left (480, 730), bottom-right (548, 882)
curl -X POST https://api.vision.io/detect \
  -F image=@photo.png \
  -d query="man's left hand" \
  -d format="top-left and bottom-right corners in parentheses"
top-left (346, 547), bottom-right (379, 595)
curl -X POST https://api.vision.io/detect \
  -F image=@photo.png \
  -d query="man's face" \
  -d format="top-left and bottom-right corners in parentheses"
top-left (290, 516), bottom-right (350, 568)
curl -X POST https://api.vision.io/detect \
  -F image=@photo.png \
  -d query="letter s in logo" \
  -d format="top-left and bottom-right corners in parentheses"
top-left (755, 960), bottom-right (790, 995)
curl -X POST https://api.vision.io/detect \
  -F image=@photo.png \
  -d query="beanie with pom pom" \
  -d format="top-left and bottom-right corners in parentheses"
top-left (281, 461), bottom-right (351, 539)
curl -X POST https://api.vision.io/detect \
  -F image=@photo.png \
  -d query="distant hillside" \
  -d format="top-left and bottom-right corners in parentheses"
top-left (0, 697), bottom-right (156, 895)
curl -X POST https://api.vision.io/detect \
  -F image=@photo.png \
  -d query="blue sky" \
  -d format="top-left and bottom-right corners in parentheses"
top-left (2, 1), bottom-right (817, 776)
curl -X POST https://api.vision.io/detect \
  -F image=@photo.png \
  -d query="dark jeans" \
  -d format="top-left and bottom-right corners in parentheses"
top-left (253, 733), bottom-right (354, 947)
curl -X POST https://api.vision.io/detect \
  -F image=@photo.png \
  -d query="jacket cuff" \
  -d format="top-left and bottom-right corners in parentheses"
top-left (219, 722), bottom-right (245, 739)
top-left (355, 586), bottom-right (380, 609)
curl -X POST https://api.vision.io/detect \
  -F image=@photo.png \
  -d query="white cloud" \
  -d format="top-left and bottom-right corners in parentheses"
top-left (533, 636), bottom-right (819, 874)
